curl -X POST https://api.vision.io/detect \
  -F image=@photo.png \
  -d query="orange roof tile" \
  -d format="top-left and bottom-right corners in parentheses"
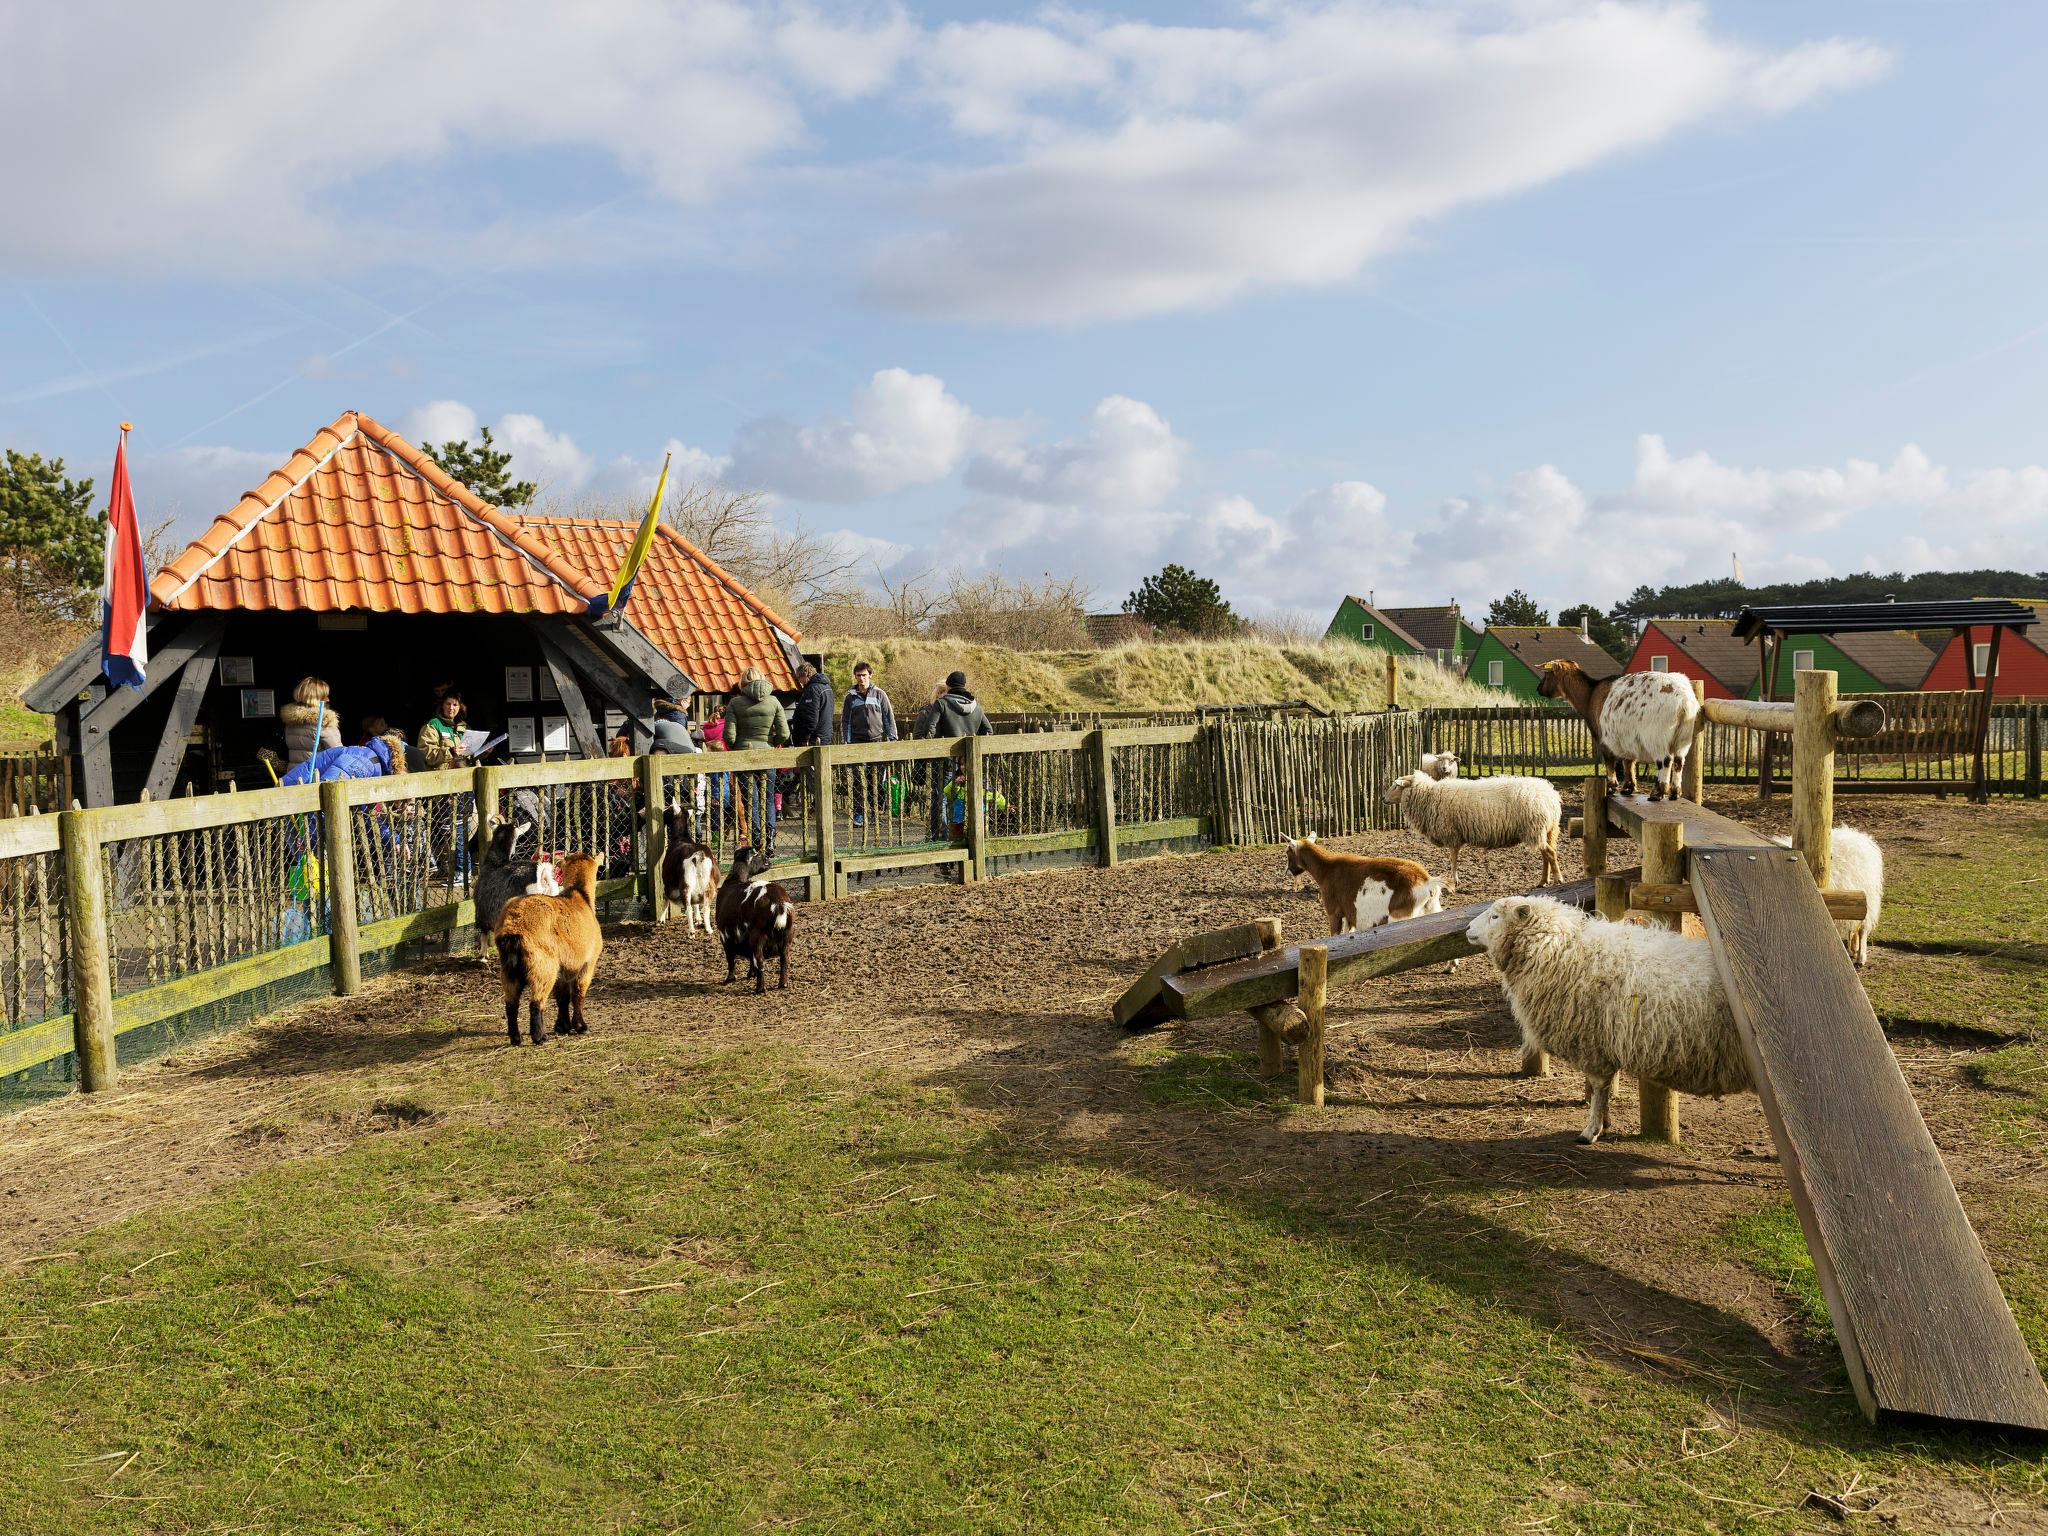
top-left (514, 516), bottom-right (801, 694)
top-left (151, 410), bottom-right (599, 617)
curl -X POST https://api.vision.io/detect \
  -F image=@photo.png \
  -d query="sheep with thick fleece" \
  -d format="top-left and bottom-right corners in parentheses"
top-left (1537, 660), bottom-right (1699, 802)
top-left (1383, 772), bottom-right (1562, 891)
top-left (1771, 825), bottom-right (1884, 966)
top-left (1417, 751), bottom-right (1459, 780)
top-left (1469, 894), bottom-right (1749, 1143)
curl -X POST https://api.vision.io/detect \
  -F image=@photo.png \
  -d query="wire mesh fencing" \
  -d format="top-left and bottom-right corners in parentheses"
top-left (1111, 733), bottom-right (1211, 832)
top-left (0, 830), bottom-right (71, 1102)
top-left (829, 745), bottom-right (953, 859)
top-left (348, 780), bottom-right (477, 927)
top-left (983, 738), bottom-right (1094, 843)
top-left (657, 751), bottom-right (816, 873)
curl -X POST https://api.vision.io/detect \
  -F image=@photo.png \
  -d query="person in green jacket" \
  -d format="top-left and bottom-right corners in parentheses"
top-left (724, 667), bottom-right (791, 850)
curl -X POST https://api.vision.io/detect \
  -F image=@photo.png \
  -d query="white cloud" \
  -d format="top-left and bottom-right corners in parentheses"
top-left (730, 368), bottom-right (978, 500)
top-left (964, 395), bottom-right (1185, 509)
top-left (871, 5), bottom-right (1891, 323)
top-left (399, 401), bottom-right (592, 495)
top-left (402, 401), bottom-right (481, 451)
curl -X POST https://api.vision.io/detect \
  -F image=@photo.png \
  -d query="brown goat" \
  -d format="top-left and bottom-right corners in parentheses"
top-left (496, 852), bottom-right (603, 1046)
top-left (715, 845), bottom-right (794, 993)
top-left (1284, 834), bottom-right (1445, 935)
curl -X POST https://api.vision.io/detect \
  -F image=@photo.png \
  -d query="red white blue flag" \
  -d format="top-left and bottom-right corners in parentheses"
top-left (100, 422), bottom-right (149, 691)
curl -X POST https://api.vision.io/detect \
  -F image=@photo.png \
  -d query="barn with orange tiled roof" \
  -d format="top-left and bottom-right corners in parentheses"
top-left (28, 411), bottom-right (802, 804)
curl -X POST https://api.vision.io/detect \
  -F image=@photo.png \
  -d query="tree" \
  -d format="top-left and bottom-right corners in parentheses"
top-left (1557, 602), bottom-right (1632, 662)
top-left (651, 480), bottom-right (865, 626)
top-left (1124, 564), bottom-right (1241, 637)
top-left (0, 449), bottom-right (101, 620)
top-left (423, 426), bottom-right (536, 508)
top-left (1486, 589), bottom-right (1547, 627)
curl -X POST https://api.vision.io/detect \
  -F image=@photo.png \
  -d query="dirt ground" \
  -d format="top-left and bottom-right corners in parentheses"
top-left (2, 791), bottom-right (2043, 1528)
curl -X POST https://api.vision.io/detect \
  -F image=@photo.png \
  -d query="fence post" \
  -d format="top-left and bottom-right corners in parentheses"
top-left (320, 779), bottom-right (362, 995)
top-left (1792, 669), bottom-right (1836, 892)
top-left (638, 753), bottom-right (666, 919)
top-left (473, 762), bottom-right (500, 862)
top-left (1091, 728), bottom-right (1118, 868)
top-left (1683, 678), bottom-right (1707, 803)
top-left (1582, 771), bottom-right (1609, 877)
top-left (1637, 821), bottom-right (1684, 1144)
top-left (1298, 943), bottom-right (1327, 1107)
top-left (811, 744), bottom-right (836, 902)
top-left (963, 736), bottom-right (987, 883)
top-left (2027, 704), bottom-right (2042, 801)
top-left (59, 807), bottom-right (116, 1092)
top-left (1385, 653), bottom-right (1400, 710)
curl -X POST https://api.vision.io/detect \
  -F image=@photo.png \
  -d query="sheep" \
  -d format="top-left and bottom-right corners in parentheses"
top-left (1771, 825), bottom-right (1884, 966)
top-left (716, 845), bottom-right (794, 994)
top-left (1284, 834), bottom-right (1444, 935)
top-left (1417, 751), bottom-right (1459, 780)
top-left (473, 819), bottom-right (561, 961)
top-left (1469, 894), bottom-right (1749, 1143)
top-left (1382, 772), bottom-right (1563, 891)
top-left (495, 852), bottom-right (603, 1046)
top-left (1536, 660), bottom-right (1699, 802)
top-left (659, 806), bottom-right (717, 934)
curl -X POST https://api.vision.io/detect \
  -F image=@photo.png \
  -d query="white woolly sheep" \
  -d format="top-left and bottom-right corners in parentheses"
top-left (1537, 661), bottom-right (1700, 802)
top-left (1771, 825), bottom-right (1884, 967)
top-left (1418, 751), bottom-right (1460, 780)
top-left (1382, 772), bottom-right (1563, 891)
top-left (1469, 894), bottom-right (1749, 1143)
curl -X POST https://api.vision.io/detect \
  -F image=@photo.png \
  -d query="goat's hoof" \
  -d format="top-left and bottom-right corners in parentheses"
top-left (1576, 1130), bottom-right (1601, 1145)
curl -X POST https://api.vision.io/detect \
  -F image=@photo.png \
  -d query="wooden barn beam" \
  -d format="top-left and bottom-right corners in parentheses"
top-left (530, 629), bottom-right (604, 758)
top-left (583, 612), bottom-right (694, 702)
top-left (79, 615), bottom-right (220, 740)
top-left (141, 625), bottom-right (225, 802)
top-left (536, 619), bottom-right (658, 748)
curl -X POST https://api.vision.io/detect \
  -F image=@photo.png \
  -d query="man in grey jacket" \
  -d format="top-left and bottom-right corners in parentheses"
top-left (840, 662), bottom-right (897, 828)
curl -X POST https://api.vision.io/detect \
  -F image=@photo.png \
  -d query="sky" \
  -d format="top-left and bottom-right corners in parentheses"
top-left (5, 0), bottom-right (2048, 623)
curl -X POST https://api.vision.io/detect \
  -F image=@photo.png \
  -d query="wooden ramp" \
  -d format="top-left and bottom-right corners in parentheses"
top-left (1690, 843), bottom-right (2048, 1432)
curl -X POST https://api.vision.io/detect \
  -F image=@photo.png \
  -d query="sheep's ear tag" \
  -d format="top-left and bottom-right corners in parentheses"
top-left (1305, 831), bottom-right (1318, 843)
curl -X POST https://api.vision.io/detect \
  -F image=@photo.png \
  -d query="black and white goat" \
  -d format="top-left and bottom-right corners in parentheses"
top-left (660, 805), bottom-right (718, 933)
top-left (715, 845), bottom-right (794, 994)
top-left (475, 818), bottom-right (560, 960)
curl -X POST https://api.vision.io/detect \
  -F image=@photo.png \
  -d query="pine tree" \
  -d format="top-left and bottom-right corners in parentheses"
top-left (1486, 589), bottom-right (1546, 627)
top-left (423, 426), bottom-right (536, 508)
top-left (1124, 564), bottom-right (1241, 637)
top-left (0, 449), bottom-right (101, 619)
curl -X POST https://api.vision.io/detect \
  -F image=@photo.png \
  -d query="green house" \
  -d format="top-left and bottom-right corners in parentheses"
top-left (1747, 631), bottom-right (1935, 697)
top-left (1325, 598), bottom-right (1480, 666)
top-left (1464, 624), bottom-right (1623, 701)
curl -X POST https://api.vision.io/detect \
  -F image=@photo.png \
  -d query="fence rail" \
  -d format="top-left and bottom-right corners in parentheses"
top-left (6, 691), bottom-right (2042, 1108)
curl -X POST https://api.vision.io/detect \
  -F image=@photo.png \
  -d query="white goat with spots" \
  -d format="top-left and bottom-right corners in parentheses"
top-left (1772, 825), bottom-right (1885, 967)
top-left (1469, 894), bottom-right (1750, 1144)
top-left (1537, 661), bottom-right (1700, 802)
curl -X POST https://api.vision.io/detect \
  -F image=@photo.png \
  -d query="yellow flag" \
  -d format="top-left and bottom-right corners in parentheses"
top-left (590, 451), bottom-right (669, 616)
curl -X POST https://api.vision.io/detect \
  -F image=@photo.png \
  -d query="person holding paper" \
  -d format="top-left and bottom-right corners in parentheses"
top-left (414, 688), bottom-right (472, 770)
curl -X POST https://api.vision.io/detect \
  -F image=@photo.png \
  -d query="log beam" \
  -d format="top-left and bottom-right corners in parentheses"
top-left (1631, 882), bottom-right (1867, 921)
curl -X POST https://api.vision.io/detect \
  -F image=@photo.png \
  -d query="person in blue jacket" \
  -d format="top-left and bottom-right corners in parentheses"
top-left (279, 730), bottom-right (409, 785)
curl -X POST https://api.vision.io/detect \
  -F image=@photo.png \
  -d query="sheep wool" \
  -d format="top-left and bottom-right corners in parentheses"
top-left (1772, 825), bottom-right (1884, 966)
top-left (1470, 895), bottom-right (1750, 1142)
top-left (1383, 772), bottom-right (1563, 889)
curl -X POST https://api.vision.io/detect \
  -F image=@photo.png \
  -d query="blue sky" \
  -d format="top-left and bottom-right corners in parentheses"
top-left (4, 1), bottom-right (2047, 621)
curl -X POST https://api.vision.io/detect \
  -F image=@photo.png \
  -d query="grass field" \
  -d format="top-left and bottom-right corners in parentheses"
top-left (1, 797), bottom-right (2044, 1533)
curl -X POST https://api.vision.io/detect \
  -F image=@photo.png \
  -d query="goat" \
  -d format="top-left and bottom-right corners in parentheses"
top-left (1284, 834), bottom-right (1444, 935)
top-left (1537, 660), bottom-right (1699, 802)
top-left (474, 819), bottom-right (561, 961)
top-left (1772, 825), bottom-right (1884, 966)
top-left (1383, 772), bottom-right (1562, 891)
top-left (716, 845), bottom-right (794, 994)
top-left (495, 852), bottom-right (603, 1046)
top-left (1417, 751), bottom-right (1459, 780)
top-left (660, 806), bottom-right (718, 934)
top-left (1470, 894), bottom-right (1747, 1143)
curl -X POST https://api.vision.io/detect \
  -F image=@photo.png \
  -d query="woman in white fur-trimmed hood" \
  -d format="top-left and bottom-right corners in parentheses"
top-left (280, 675), bottom-right (342, 769)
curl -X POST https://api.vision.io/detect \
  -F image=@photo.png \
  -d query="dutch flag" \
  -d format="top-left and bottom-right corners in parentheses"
top-left (100, 422), bottom-right (149, 691)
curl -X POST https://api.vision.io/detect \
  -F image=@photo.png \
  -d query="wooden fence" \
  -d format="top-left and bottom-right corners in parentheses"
top-left (0, 746), bottom-right (68, 819)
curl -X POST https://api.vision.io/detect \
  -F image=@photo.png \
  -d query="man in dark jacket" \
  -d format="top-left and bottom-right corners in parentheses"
top-left (840, 661), bottom-right (897, 828)
top-left (787, 662), bottom-right (834, 748)
top-left (920, 670), bottom-right (994, 840)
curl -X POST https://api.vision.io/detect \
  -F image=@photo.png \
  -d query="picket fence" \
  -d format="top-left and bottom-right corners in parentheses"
top-left (3, 697), bottom-right (2039, 1107)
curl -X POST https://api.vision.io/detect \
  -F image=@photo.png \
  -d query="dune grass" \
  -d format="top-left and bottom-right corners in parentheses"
top-left (811, 637), bottom-right (1498, 717)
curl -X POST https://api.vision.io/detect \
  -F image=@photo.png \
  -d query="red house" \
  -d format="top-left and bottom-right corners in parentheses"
top-left (1919, 600), bottom-right (2048, 698)
top-left (1622, 618), bottom-right (1759, 700)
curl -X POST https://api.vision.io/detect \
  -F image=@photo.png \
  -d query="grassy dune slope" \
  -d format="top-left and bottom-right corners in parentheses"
top-left (812, 638), bottom-right (1498, 715)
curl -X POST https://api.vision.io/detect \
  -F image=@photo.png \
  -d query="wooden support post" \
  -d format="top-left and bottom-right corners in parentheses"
top-left (1090, 728), bottom-right (1117, 868)
top-left (638, 753), bottom-right (665, 919)
top-left (1298, 943), bottom-right (1327, 1107)
top-left (1973, 627), bottom-right (2003, 803)
top-left (1385, 652), bottom-right (1400, 710)
top-left (963, 736), bottom-right (987, 883)
top-left (1594, 874), bottom-right (1630, 922)
top-left (473, 763), bottom-right (504, 867)
top-left (60, 808), bottom-right (116, 1091)
top-left (1583, 772), bottom-right (1608, 876)
top-left (811, 743), bottom-right (836, 902)
top-left (1792, 669), bottom-right (1836, 892)
top-left (1251, 1003), bottom-right (1295, 1077)
top-left (2027, 703), bottom-right (2043, 801)
top-left (1683, 677), bottom-right (1706, 804)
top-left (1637, 820), bottom-right (1683, 1143)
top-left (1758, 632), bottom-right (1779, 800)
top-left (321, 779), bottom-right (361, 996)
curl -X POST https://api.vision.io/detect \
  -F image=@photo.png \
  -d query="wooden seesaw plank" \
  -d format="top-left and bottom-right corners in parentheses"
top-left (1114, 918), bottom-right (1282, 1028)
top-left (1690, 844), bottom-right (2048, 1432)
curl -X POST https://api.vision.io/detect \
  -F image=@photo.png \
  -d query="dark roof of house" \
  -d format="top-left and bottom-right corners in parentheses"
top-left (1336, 596), bottom-right (1425, 650)
top-left (1826, 630), bottom-right (1950, 690)
top-left (1473, 625), bottom-right (1623, 679)
top-left (1731, 599), bottom-right (2039, 640)
top-left (1643, 618), bottom-right (1760, 691)
top-left (1378, 605), bottom-right (1469, 653)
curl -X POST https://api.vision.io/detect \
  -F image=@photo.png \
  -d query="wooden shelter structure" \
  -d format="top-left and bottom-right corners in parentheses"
top-left (24, 411), bottom-right (802, 806)
top-left (1733, 599), bottom-right (2038, 800)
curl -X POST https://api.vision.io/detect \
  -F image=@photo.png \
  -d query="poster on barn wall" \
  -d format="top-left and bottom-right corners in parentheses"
top-left (507, 717), bottom-right (537, 754)
top-left (505, 666), bottom-right (533, 702)
top-left (240, 688), bottom-right (275, 719)
top-left (219, 656), bottom-right (255, 686)
top-left (541, 716), bottom-right (569, 752)
top-left (537, 669), bottom-right (560, 702)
